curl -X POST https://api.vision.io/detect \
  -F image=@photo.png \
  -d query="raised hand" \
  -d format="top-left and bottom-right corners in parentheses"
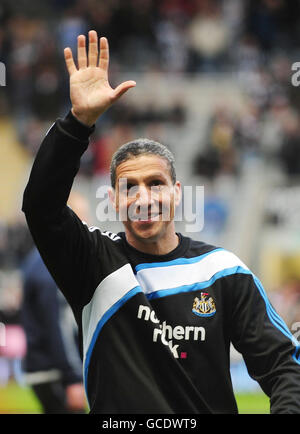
top-left (64, 30), bottom-right (136, 126)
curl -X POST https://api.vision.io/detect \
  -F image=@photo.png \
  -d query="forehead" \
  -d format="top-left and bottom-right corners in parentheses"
top-left (115, 154), bottom-right (172, 182)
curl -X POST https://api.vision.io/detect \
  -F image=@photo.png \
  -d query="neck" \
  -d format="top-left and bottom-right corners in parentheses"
top-left (125, 227), bottom-right (179, 256)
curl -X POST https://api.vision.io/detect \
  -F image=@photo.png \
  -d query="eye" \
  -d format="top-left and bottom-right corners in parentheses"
top-left (119, 182), bottom-right (135, 193)
top-left (150, 180), bottom-right (164, 187)
top-left (127, 183), bottom-right (140, 198)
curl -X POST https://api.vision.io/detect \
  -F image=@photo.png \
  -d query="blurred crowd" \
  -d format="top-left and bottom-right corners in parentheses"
top-left (1, 0), bottom-right (300, 393)
top-left (0, 0), bottom-right (300, 157)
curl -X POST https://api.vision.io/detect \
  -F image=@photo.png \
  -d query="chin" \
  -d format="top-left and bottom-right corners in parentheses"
top-left (130, 221), bottom-right (165, 243)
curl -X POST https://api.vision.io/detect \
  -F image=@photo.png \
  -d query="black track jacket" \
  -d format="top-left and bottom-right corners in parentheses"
top-left (22, 111), bottom-right (300, 414)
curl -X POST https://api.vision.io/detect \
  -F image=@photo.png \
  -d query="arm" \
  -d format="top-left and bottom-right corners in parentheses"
top-left (22, 255), bottom-right (86, 410)
top-left (230, 272), bottom-right (300, 414)
top-left (22, 259), bottom-right (81, 382)
top-left (22, 31), bottom-right (135, 311)
top-left (22, 112), bottom-right (98, 311)
top-left (35, 277), bottom-right (82, 385)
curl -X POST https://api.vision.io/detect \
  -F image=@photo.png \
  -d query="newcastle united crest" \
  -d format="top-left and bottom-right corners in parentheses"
top-left (192, 292), bottom-right (216, 317)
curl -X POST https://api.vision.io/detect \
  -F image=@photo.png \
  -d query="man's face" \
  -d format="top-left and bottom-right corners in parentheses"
top-left (110, 154), bottom-right (181, 243)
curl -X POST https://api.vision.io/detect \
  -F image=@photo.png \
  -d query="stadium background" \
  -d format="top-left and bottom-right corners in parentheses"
top-left (0, 0), bottom-right (300, 413)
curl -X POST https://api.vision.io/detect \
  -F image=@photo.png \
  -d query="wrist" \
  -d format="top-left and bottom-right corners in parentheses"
top-left (59, 110), bottom-right (95, 143)
top-left (71, 108), bottom-right (97, 127)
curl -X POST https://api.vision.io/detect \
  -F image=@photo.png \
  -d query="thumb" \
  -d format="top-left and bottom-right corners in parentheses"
top-left (112, 80), bottom-right (136, 102)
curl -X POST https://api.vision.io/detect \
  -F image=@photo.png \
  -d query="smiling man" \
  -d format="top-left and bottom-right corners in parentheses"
top-left (22, 30), bottom-right (300, 414)
top-left (109, 140), bottom-right (181, 255)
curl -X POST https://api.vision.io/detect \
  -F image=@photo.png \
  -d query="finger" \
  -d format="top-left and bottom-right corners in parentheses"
top-left (77, 34), bottom-right (87, 69)
top-left (64, 47), bottom-right (77, 76)
top-left (98, 37), bottom-right (109, 73)
top-left (112, 80), bottom-right (136, 102)
top-left (88, 30), bottom-right (98, 67)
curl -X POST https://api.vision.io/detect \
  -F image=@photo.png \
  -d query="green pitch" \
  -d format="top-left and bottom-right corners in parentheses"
top-left (0, 382), bottom-right (42, 413)
top-left (0, 382), bottom-right (270, 414)
top-left (235, 392), bottom-right (269, 414)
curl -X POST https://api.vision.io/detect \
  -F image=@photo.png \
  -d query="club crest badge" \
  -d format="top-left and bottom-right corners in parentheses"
top-left (192, 292), bottom-right (216, 317)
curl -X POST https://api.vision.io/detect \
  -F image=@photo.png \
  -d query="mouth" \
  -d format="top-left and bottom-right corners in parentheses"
top-left (132, 212), bottom-right (162, 223)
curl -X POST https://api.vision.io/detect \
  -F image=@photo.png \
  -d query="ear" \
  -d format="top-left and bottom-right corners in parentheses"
top-left (174, 181), bottom-right (182, 207)
top-left (108, 187), bottom-right (118, 212)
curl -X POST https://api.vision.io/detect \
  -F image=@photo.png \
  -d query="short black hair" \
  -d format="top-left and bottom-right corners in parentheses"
top-left (110, 138), bottom-right (176, 188)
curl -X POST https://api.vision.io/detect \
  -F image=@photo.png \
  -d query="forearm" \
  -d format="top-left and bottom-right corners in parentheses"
top-left (268, 359), bottom-right (300, 414)
top-left (231, 273), bottom-right (300, 413)
top-left (22, 111), bottom-right (94, 220)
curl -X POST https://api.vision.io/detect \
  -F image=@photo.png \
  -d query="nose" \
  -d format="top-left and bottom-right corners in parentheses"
top-left (135, 185), bottom-right (154, 208)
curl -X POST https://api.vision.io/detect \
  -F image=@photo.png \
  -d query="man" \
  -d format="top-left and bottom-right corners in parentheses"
top-left (22, 30), bottom-right (300, 414)
top-left (21, 247), bottom-right (86, 414)
top-left (21, 193), bottom-right (88, 414)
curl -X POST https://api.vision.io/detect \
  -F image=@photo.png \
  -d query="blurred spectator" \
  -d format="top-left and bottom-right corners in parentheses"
top-left (260, 94), bottom-right (300, 164)
top-left (92, 123), bottom-right (134, 180)
top-left (270, 278), bottom-right (300, 330)
top-left (31, 38), bottom-right (63, 121)
top-left (239, 69), bottom-right (274, 111)
top-left (56, 6), bottom-right (87, 56)
top-left (6, 217), bottom-right (34, 269)
top-left (20, 192), bottom-right (89, 414)
top-left (0, 270), bottom-right (25, 387)
top-left (234, 34), bottom-right (264, 74)
top-left (0, 216), bottom-right (34, 270)
top-left (194, 105), bottom-right (238, 179)
top-left (203, 195), bottom-right (229, 238)
top-left (279, 115), bottom-right (300, 177)
top-left (245, 0), bottom-right (300, 52)
top-left (6, 17), bottom-right (41, 117)
top-left (21, 248), bottom-right (85, 413)
top-left (235, 100), bottom-right (262, 154)
top-left (106, 0), bottom-right (159, 72)
top-left (187, 0), bottom-right (231, 72)
top-left (155, 8), bottom-right (189, 73)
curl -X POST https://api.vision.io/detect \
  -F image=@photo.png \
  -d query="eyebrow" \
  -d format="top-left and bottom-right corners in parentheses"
top-left (118, 173), bottom-right (169, 184)
top-left (145, 173), bottom-right (168, 182)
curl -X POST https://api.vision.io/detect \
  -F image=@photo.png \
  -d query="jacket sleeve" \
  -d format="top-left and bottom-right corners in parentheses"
top-left (230, 271), bottom-right (300, 414)
top-left (22, 111), bottom-right (103, 313)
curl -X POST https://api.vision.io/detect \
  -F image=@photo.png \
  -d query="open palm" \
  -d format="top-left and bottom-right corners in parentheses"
top-left (64, 30), bottom-right (136, 126)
